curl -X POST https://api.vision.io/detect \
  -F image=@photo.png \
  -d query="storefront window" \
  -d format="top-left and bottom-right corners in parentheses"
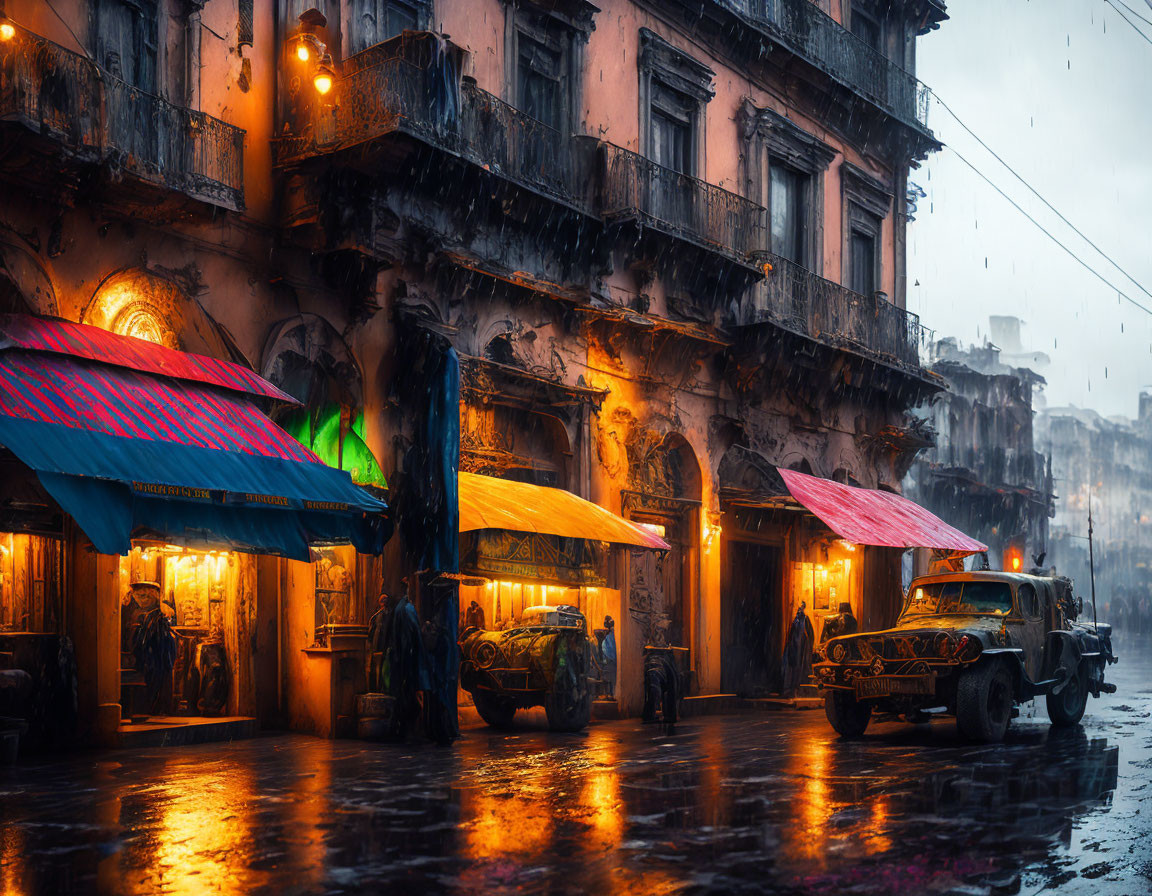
top-left (0, 533), bottom-right (63, 633)
top-left (118, 545), bottom-right (252, 717)
top-left (313, 545), bottom-right (357, 629)
top-left (791, 545), bottom-right (858, 640)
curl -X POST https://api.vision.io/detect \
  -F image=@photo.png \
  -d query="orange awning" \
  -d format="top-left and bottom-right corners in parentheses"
top-left (458, 471), bottom-right (670, 550)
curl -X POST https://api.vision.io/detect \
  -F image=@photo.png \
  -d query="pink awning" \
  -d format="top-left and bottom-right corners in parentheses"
top-left (779, 468), bottom-right (987, 554)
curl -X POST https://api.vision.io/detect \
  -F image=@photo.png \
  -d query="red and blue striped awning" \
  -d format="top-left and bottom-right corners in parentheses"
top-left (0, 314), bottom-right (389, 560)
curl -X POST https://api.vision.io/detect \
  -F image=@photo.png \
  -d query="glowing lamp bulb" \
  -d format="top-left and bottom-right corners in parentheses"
top-left (296, 42), bottom-right (311, 62)
top-left (1011, 555), bottom-right (1022, 571)
top-left (0, 20), bottom-right (14, 41)
top-left (313, 71), bottom-right (333, 94)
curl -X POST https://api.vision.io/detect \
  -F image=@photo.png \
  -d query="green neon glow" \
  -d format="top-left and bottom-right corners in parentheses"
top-left (282, 405), bottom-right (386, 489)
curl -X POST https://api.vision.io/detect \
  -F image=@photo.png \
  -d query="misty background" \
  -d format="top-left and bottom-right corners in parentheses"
top-left (907, 0), bottom-right (1152, 419)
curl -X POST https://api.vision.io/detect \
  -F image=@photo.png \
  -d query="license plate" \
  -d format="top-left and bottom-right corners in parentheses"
top-left (854, 674), bottom-right (935, 699)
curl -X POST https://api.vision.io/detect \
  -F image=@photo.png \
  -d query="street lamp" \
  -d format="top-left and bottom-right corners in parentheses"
top-left (0, 14), bottom-right (15, 42)
top-left (313, 53), bottom-right (335, 95)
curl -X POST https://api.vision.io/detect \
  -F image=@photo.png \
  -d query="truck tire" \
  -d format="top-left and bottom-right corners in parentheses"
top-left (824, 689), bottom-right (871, 738)
top-left (1046, 665), bottom-right (1088, 727)
top-left (956, 662), bottom-right (1014, 742)
top-left (473, 691), bottom-right (517, 729)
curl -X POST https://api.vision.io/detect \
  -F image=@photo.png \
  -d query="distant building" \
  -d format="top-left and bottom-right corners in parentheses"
top-left (905, 332), bottom-right (1054, 572)
top-left (1038, 395), bottom-right (1152, 616)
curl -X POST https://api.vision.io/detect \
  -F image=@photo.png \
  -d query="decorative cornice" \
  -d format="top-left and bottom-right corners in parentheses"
top-left (639, 27), bottom-right (715, 101)
top-left (506, 0), bottom-right (600, 35)
top-left (841, 161), bottom-right (893, 219)
top-left (740, 101), bottom-right (837, 172)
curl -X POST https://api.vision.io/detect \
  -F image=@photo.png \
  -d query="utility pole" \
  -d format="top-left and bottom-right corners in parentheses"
top-left (1088, 494), bottom-right (1099, 633)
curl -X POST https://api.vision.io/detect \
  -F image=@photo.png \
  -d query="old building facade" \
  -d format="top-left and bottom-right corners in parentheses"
top-left (905, 333), bottom-right (1054, 576)
top-left (0, 0), bottom-right (950, 734)
top-left (1039, 397), bottom-right (1152, 624)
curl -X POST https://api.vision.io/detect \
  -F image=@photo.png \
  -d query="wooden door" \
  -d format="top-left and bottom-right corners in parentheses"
top-left (722, 540), bottom-right (782, 695)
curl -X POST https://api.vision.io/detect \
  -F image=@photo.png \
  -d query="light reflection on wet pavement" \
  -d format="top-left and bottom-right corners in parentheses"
top-left (3, 636), bottom-right (1151, 895)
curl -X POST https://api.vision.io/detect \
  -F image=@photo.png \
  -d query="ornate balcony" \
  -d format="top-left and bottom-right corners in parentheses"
top-left (739, 253), bottom-right (924, 371)
top-left (596, 143), bottom-right (766, 266)
top-left (725, 0), bottom-right (933, 138)
top-left (0, 25), bottom-right (244, 210)
top-left (273, 55), bottom-right (578, 208)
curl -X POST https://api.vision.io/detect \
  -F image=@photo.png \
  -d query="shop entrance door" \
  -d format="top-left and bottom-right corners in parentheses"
top-left (721, 540), bottom-right (782, 695)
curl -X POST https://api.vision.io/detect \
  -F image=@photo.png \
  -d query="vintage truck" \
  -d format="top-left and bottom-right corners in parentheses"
top-left (459, 604), bottom-right (594, 732)
top-left (813, 571), bottom-right (1117, 742)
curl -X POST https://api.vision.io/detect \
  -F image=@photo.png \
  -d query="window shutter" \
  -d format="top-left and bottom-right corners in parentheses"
top-left (238, 0), bottom-right (254, 47)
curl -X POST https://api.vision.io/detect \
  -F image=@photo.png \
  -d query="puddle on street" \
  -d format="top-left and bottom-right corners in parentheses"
top-left (3, 637), bottom-right (1150, 894)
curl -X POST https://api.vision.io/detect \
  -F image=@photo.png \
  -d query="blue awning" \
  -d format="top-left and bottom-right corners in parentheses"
top-left (0, 316), bottom-right (391, 560)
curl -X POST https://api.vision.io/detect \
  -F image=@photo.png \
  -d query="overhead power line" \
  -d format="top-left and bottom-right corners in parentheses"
top-left (927, 89), bottom-right (1152, 307)
top-left (943, 143), bottom-right (1152, 319)
top-left (1110, 0), bottom-right (1152, 30)
top-left (1105, 0), bottom-right (1152, 46)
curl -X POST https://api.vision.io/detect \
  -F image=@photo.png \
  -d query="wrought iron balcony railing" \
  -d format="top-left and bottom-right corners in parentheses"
top-left (0, 25), bottom-right (244, 209)
top-left (597, 143), bottom-right (766, 263)
top-left (273, 56), bottom-right (576, 206)
top-left (726, 0), bottom-right (932, 136)
top-left (741, 253), bottom-right (923, 370)
top-left (104, 79), bottom-right (244, 209)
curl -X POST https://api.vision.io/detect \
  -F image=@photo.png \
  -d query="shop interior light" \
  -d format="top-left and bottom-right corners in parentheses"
top-left (0, 15), bottom-right (15, 42)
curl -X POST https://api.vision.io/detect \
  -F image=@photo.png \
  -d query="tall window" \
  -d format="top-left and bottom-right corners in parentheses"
top-left (849, 226), bottom-right (877, 294)
top-left (741, 103), bottom-right (835, 274)
top-left (769, 162), bottom-right (808, 265)
top-left (850, 1), bottom-right (884, 53)
top-left (517, 34), bottom-right (562, 131)
top-left (650, 89), bottom-right (694, 175)
top-left (95, 0), bottom-right (157, 90)
top-left (639, 29), bottom-right (713, 178)
top-left (350, 0), bottom-right (422, 54)
top-left (841, 162), bottom-right (891, 297)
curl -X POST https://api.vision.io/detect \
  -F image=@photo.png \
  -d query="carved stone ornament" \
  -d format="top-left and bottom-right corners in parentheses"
top-left (741, 101), bottom-right (837, 173)
top-left (639, 28), bottom-right (715, 102)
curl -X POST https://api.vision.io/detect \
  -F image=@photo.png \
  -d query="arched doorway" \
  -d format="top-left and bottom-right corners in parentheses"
top-left (623, 433), bottom-right (702, 677)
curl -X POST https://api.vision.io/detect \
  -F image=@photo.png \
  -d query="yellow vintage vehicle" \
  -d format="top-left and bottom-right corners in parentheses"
top-left (814, 571), bottom-right (1117, 742)
top-left (459, 604), bottom-right (594, 732)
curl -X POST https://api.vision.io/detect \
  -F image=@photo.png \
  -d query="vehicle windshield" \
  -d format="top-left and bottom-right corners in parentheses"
top-left (901, 580), bottom-right (1015, 618)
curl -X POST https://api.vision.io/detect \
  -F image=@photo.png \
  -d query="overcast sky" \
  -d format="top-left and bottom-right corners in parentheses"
top-left (907, 0), bottom-right (1152, 419)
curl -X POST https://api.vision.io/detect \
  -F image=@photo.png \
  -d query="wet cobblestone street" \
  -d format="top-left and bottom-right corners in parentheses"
top-left (2, 634), bottom-right (1150, 895)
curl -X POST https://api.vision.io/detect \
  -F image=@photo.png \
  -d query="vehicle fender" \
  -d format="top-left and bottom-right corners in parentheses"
top-left (1045, 630), bottom-right (1083, 694)
top-left (979, 649), bottom-right (1027, 699)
